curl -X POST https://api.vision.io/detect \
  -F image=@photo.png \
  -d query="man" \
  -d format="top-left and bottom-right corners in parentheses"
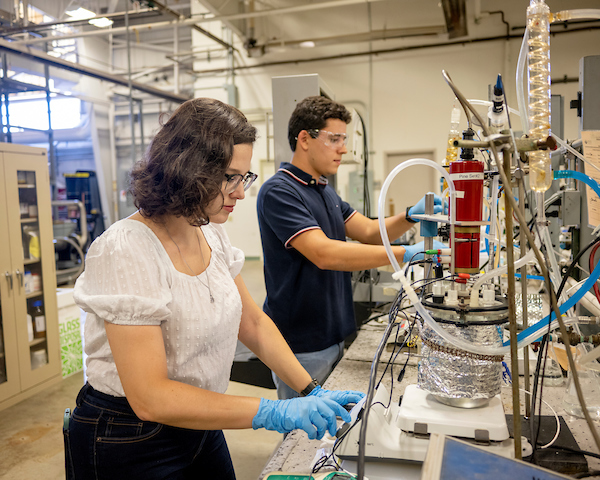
top-left (257, 96), bottom-right (443, 399)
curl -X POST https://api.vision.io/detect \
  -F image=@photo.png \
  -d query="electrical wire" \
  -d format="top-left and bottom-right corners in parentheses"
top-left (355, 282), bottom-right (407, 477)
top-left (518, 388), bottom-right (560, 449)
top-left (589, 242), bottom-right (600, 304)
top-left (556, 236), bottom-right (600, 298)
top-left (532, 233), bottom-right (600, 453)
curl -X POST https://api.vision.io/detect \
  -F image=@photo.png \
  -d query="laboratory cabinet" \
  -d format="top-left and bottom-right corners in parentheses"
top-left (0, 143), bottom-right (62, 411)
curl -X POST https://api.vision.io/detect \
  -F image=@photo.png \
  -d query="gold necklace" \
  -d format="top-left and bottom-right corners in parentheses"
top-left (164, 224), bottom-right (214, 303)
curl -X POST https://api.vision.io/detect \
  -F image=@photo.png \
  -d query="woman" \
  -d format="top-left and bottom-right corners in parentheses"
top-left (65, 98), bottom-right (363, 479)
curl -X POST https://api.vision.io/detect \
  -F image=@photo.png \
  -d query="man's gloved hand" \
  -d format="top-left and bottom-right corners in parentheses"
top-left (252, 396), bottom-right (351, 440)
top-left (408, 193), bottom-right (446, 221)
top-left (403, 240), bottom-right (447, 263)
top-left (306, 385), bottom-right (365, 406)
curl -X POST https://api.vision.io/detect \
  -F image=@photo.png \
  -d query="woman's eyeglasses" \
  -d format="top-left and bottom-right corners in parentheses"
top-left (223, 171), bottom-right (258, 194)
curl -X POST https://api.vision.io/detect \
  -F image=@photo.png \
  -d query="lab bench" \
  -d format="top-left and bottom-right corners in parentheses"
top-left (259, 324), bottom-right (600, 479)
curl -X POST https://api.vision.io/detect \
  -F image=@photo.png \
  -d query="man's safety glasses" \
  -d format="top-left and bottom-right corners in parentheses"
top-left (223, 171), bottom-right (258, 194)
top-left (307, 129), bottom-right (348, 150)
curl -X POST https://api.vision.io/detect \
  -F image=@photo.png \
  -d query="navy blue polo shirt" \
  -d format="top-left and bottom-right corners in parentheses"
top-left (256, 162), bottom-right (357, 353)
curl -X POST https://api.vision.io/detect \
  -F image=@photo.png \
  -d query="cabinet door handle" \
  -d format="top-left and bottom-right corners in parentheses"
top-left (15, 269), bottom-right (23, 287)
top-left (5, 271), bottom-right (13, 290)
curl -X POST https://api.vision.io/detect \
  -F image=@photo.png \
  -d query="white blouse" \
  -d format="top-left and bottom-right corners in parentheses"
top-left (74, 218), bottom-right (245, 397)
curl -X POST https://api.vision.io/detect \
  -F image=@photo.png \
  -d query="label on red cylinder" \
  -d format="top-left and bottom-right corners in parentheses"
top-left (450, 172), bottom-right (484, 181)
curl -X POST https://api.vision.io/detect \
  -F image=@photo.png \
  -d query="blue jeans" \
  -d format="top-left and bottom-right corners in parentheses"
top-left (64, 383), bottom-right (235, 480)
top-left (272, 341), bottom-right (345, 400)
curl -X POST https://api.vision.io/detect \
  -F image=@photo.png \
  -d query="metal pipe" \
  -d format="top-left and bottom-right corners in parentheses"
top-left (504, 152), bottom-right (522, 459)
top-left (173, 25), bottom-right (180, 95)
top-left (424, 193), bottom-right (434, 293)
top-left (44, 60), bottom-right (56, 198)
top-left (518, 173), bottom-right (531, 418)
top-left (0, 8), bottom-right (157, 36)
top-left (0, 38), bottom-right (189, 104)
top-left (13, 0), bottom-right (389, 45)
top-left (109, 102), bottom-right (119, 223)
top-left (125, 3), bottom-right (137, 174)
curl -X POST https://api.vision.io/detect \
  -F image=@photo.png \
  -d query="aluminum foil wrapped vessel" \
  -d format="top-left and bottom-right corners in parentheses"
top-left (418, 296), bottom-right (508, 408)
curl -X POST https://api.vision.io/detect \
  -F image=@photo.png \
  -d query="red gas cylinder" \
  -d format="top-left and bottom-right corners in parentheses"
top-left (449, 159), bottom-right (484, 273)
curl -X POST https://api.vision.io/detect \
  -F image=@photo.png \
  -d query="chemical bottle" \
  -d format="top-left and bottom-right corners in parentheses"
top-left (442, 103), bottom-right (461, 192)
top-left (488, 74), bottom-right (508, 133)
top-left (28, 230), bottom-right (40, 259)
top-left (31, 301), bottom-right (46, 339)
top-left (27, 312), bottom-right (34, 342)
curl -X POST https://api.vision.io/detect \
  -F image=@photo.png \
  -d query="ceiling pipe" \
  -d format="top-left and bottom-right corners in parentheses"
top-left (149, 0), bottom-right (236, 51)
top-left (191, 25), bottom-right (600, 76)
top-left (255, 25), bottom-right (446, 51)
top-left (0, 8), bottom-right (158, 37)
top-left (0, 38), bottom-right (189, 104)
top-left (12, 0), bottom-right (388, 45)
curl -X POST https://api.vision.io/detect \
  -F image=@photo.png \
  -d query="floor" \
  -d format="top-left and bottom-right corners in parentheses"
top-left (0, 260), bottom-right (282, 480)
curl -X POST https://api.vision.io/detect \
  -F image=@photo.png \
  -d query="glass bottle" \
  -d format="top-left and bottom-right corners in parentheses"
top-left (442, 104), bottom-right (461, 192)
top-left (31, 301), bottom-right (46, 339)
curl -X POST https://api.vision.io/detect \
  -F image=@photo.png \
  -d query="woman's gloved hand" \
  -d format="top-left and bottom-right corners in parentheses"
top-left (408, 193), bottom-right (446, 221)
top-left (403, 240), bottom-right (447, 263)
top-left (252, 396), bottom-right (351, 440)
top-left (306, 386), bottom-right (365, 406)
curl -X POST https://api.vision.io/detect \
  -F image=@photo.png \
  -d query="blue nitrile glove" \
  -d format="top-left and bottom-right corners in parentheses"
top-left (252, 396), bottom-right (351, 440)
top-left (307, 385), bottom-right (365, 406)
top-left (408, 193), bottom-right (446, 221)
top-left (403, 240), bottom-right (447, 263)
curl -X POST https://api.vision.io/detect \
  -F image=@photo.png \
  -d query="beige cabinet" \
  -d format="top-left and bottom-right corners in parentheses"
top-left (0, 143), bottom-right (62, 411)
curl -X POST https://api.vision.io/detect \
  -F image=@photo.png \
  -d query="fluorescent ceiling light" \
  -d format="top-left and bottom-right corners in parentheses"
top-left (89, 17), bottom-right (113, 28)
top-left (299, 41), bottom-right (316, 48)
top-left (65, 7), bottom-right (96, 20)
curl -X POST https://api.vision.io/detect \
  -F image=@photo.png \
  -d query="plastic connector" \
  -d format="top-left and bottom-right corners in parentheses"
top-left (482, 288), bottom-right (496, 305)
top-left (553, 170), bottom-right (573, 179)
top-left (426, 248), bottom-right (452, 255)
top-left (446, 289), bottom-right (459, 306)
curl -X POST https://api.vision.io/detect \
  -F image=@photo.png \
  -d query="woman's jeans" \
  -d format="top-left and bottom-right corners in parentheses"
top-left (64, 383), bottom-right (235, 480)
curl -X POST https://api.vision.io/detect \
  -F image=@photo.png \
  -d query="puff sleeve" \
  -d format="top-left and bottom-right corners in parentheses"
top-left (74, 223), bottom-right (172, 325)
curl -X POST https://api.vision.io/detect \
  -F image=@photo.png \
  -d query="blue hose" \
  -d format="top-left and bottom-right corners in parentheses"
top-left (506, 170), bottom-right (600, 346)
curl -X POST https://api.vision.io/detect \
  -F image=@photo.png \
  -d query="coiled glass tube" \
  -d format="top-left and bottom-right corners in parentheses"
top-left (527, 0), bottom-right (552, 192)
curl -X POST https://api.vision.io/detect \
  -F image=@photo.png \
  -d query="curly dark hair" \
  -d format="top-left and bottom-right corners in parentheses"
top-left (288, 96), bottom-right (351, 151)
top-left (129, 98), bottom-right (257, 226)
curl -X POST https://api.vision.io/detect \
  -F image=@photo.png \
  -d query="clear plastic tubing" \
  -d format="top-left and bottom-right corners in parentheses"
top-left (466, 99), bottom-right (520, 118)
top-left (470, 249), bottom-right (536, 307)
top-left (553, 9), bottom-right (600, 21)
top-left (378, 158), bottom-right (457, 274)
top-left (516, 28), bottom-right (530, 134)
top-left (487, 174), bottom-right (500, 272)
top-left (527, 0), bottom-right (552, 192)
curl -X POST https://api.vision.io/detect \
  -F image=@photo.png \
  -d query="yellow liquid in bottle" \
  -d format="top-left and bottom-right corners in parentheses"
top-left (442, 136), bottom-right (459, 191)
top-left (529, 150), bottom-right (552, 192)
